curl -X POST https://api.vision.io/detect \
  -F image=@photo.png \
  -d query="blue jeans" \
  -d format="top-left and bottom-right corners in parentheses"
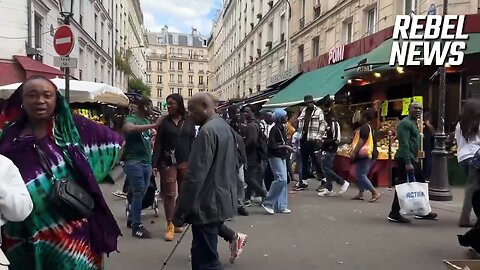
top-left (123, 160), bottom-right (152, 228)
top-left (354, 159), bottom-right (374, 192)
top-left (264, 157), bottom-right (288, 212)
top-left (320, 151), bottom-right (345, 191)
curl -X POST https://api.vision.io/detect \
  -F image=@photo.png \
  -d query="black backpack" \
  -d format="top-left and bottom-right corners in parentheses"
top-left (256, 121), bottom-right (268, 161)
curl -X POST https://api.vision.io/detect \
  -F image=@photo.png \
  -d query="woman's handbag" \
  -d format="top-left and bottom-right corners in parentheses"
top-left (35, 144), bottom-right (95, 219)
top-left (351, 125), bottom-right (374, 159)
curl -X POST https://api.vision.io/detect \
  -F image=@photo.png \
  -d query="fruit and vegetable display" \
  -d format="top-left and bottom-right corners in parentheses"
top-left (73, 108), bottom-right (107, 125)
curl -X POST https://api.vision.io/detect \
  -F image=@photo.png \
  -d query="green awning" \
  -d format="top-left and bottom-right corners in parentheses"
top-left (344, 33), bottom-right (480, 78)
top-left (263, 56), bottom-right (362, 108)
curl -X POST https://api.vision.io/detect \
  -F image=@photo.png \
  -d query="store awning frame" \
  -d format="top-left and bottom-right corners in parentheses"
top-left (263, 56), bottom-right (362, 109)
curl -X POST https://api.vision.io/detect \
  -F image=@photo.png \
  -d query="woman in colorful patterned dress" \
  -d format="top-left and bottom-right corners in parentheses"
top-left (0, 76), bottom-right (123, 270)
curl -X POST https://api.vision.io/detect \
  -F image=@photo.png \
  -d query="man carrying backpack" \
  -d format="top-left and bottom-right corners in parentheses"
top-left (244, 110), bottom-right (267, 205)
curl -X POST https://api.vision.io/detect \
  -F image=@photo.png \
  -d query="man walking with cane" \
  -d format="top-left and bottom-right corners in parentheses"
top-left (173, 93), bottom-right (238, 270)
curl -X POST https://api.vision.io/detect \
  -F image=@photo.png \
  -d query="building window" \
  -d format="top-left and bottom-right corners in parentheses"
top-left (169, 74), bottom-right (174, 82)
top-left (157, 75), bottom-right (162, 83)
top-left (169, 61), bottom-right (175, 70)
top-left (178, 48), bottom-right (182, 56)
top-left (169, 48), bottom-right (174, 55)
top-left (146, 74), bottom-right (151, 83)
top-left (178, 62), bottom-right (183, 70)
top-left (170, 88), bottom-right (174, 94)
top-left (199, 50), bottom-right (204, 59)
top-left (188, 88), bottom-right (193, 97)
top-left (199, 63), bottom-right (204, 71)
top-left (157, 88), bottom-right (162, 98)
top-left (100, 22), bottom-right (104, 48)
top-left (178, 74), bottom-right (183, 83)
top-left (189, 75), bottom-right (193, 84)
top-left (312, 36), bottom-right (320, 58)
top-left (177, 88), bottom-right (182, 94)
top-left (280, 15), bottom-right (285, 42)
top-left (79, 0), bottom-right (83, 26)
top-left (94, 14), bottom-right (98, 42)
top-left (366, 7), bottom-right (377, 36)
top-left (189, 49), bottom-right (193, 58)
top-left (268, 22), bottom-right (273, 43)
top-left (199, 76), bottom-right (204, 85)
top-left (343, 20), bottom-right (353, 44)
top-left (173, 35), bottom-right (178, 44)
top-left (34, 13), bottom-right (43, 49)
top-left (279, 59), bottom-right (285, 71)
top-left (79, 70), bottom-right (83, 80)
top-left (146, 61), bottom-right (151, 70)
top-left (297, 45), bottom-right (304, 65)
top-left (188, 62), bottom-right (193, 71)
top-left (158, 62), bottom-right (163, 71)
top-left (404, 0), bottom-right (418, 15)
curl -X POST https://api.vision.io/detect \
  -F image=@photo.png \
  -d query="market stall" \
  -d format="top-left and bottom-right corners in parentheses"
top-left (326, 94), bottom-right (428, 187)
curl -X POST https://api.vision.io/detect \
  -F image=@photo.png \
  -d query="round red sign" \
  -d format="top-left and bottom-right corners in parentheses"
top-left (54, 25), bottom-right (74, 56)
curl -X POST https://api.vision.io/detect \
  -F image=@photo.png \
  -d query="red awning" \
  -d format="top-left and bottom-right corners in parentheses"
top-left (0, 56), bottom-right (66, 86)
top-left (13, 55), bottom-right (64, 79)
top-left (0, 61), bottom-right (25, 86)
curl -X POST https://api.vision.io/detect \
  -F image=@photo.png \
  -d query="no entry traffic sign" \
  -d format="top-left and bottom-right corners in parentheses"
top-left (54, 25), bottom-right (74, 56)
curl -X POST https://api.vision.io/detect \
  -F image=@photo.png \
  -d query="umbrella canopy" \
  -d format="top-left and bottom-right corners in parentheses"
top-left (0, 78), bottom-right (129, 107)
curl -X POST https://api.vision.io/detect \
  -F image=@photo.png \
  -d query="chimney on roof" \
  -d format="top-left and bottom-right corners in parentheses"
top-left (192, 27), bottom-right (198, 36)
top-left (162, 25), bottom-right (168, 33)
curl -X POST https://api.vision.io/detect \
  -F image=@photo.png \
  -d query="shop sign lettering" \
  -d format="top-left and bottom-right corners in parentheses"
top-left (328, 45), bottom-right (345, 64)
top-left (268, 65), bottom-right (301, 86)
top-left (357, 65), bottom-right (373, 73)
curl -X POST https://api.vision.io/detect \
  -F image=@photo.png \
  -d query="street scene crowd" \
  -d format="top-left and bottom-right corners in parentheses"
top-left (1, 76), bottom-right (480, 269)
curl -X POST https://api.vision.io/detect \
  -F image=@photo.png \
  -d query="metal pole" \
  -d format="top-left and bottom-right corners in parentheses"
top-left (65, 67), bottom-right (70, 103)
top-left (64, 14), bottom-right (71, 104)
top-left (428, 0), bottom-right (452, 201)
top-left (285, 0), bottom-right (291, 70)
top-left (388, 131), bottom-right (393, 188)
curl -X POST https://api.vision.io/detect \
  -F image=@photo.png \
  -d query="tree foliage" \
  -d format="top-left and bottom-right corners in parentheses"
top-left (128, 78), bottom-right (150, 97)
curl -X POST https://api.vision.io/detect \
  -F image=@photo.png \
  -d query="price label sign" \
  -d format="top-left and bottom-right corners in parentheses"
top-left (381, 101), bottom-right (388, 117)
top-left (413, 96), bottom-right (423, 105)
top-left (402, 98), bottom-right (411, 116)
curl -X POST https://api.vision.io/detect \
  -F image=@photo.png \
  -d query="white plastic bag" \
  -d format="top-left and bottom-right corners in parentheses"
top-left (395, 178), bottom-right (431, 216)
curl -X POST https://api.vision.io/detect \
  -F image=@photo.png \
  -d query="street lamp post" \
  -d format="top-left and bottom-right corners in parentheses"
top-left (59, 0), bottom-right (74, 103)
top-left (429, 0), bottom-right (452, 201)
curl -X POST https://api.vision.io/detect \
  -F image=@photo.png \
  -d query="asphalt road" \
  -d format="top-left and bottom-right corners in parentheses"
top-left (102, 173), bottom-right (475, 270)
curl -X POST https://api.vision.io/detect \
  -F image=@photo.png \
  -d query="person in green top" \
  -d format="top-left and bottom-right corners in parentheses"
top-left (388, 102), bottom-right (438, 224)
top-left (123, 97), bottom-right (162, 238)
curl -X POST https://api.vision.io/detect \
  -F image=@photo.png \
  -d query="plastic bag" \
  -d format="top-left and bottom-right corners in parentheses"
top-left (395, 175), bottom-right (431, 216)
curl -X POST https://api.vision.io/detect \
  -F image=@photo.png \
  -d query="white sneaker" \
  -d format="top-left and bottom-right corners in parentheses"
top-left (338, 181), bottom-right (350, 194)
top-left (279, 208), bottom-right (291, 214)
top-left (318, 189), bottom-right (336, 197)
top-left (261, 204), bottom-right (275, 215)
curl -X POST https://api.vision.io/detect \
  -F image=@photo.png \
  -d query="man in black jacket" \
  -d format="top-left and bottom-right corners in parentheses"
top-left (317, 111), bottom-right (350, 196)
top-left (243, 111), bottom-right (267, 205)
top-left (173, 93), bottom-right (238, 270)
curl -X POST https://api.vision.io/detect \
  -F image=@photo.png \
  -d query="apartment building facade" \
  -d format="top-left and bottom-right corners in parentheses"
top-left (208, 0), bottom-right (290, 100)
top-left (113, 0), bottom-right (147, 90)
top-left (0, 0), bottom-right (114, 85)
top-left (146, 27), bottom-right (209, 108)
top-left (209, 0), bottom-right (480, 100)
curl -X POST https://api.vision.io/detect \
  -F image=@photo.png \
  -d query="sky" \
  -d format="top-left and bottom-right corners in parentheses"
top-left (141, 0), bottom-right (223, 36)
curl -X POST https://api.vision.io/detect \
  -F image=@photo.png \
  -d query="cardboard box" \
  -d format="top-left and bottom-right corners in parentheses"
top-left (444, 260), bottom-right (480, 270)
